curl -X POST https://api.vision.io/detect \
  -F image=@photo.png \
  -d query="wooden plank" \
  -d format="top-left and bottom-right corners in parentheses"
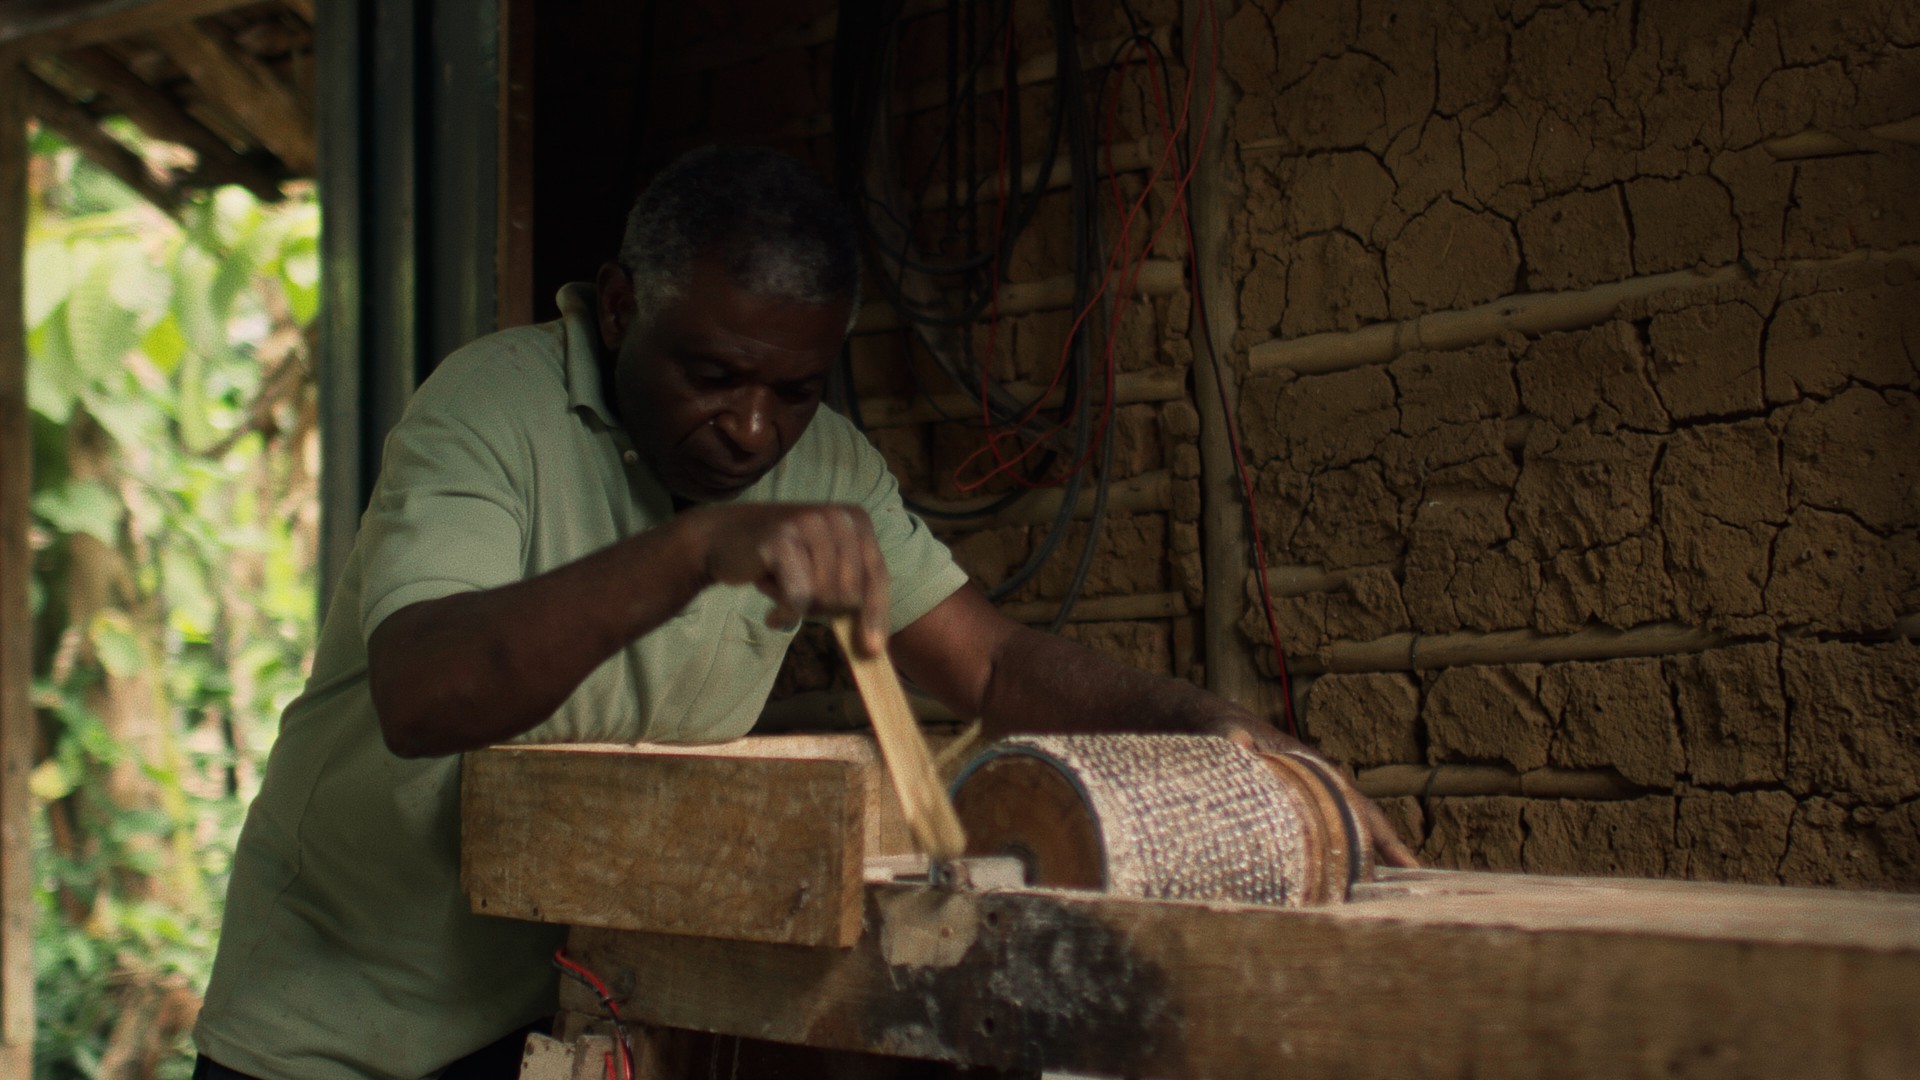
top-left (21, 70), bottom-right (181, 217)
top-left (0, 59), bottom-right (35, 1063)
top-left (59, 46), bottom-right (282, 199)
top-left (559, 871), bottom-right (1920, 1079)
top-left (149, 18), bottom-right (314, 175)
top-left (0, 0), bottom-right (254, 54)
top-left (461, 737), bottom-right (888, 948)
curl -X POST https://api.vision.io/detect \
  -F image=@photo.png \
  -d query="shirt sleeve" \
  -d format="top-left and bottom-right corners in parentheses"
top-left (356, 352), bottom-right (534, 642)
top-left (808, 409), bottom-right (971, 633)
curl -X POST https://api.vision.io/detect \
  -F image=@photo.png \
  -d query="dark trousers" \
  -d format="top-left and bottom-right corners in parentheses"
top-left (192, 1019), bottom-right (548, 1080)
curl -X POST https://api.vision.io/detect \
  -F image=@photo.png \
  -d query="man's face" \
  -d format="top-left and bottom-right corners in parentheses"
top-left (597, 254), bottom-right (851, 504)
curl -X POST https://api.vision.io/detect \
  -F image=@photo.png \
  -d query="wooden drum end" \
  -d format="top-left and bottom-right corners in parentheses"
top-left (949, 735), bottom-right (1370, 906)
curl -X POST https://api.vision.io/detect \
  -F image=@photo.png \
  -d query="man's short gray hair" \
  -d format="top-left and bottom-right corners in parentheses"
top-left (618, 145), bottom-right (861, 329)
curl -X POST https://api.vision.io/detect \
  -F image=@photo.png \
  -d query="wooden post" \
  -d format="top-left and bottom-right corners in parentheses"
top-left (495, 0), bottom-right (534, 329)
top-left (1185, 0), bottom-right (1260, 705)
top-left (0, 57), bottom-right (35, 1071)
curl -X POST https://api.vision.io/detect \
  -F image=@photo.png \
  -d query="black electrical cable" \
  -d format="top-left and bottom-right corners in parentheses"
top-left (1039, 0), bottom-right (1109, 623)
top-left (831, 0), bottom-right (1113, 608)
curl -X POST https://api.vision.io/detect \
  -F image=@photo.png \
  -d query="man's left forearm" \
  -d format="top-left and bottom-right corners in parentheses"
top-left (974, 623), bottom-right (1303, 750)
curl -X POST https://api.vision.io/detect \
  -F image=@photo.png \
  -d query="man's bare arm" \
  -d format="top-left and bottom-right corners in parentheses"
top-left (367, 504), bottom-right (892, 758)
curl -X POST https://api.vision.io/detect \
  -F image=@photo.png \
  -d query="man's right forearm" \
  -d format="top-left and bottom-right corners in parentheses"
top-left (365, 516), bottom-right (714, 757)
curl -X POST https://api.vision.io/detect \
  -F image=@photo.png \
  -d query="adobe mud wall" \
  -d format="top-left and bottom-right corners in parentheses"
top-left (1225, 0), bottom-right (1920, 888)
top-left (635, 0), bottom-right (1916, 889)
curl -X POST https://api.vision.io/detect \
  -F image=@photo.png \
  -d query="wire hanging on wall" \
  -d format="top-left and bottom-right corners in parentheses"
top-left (832, 0), bottom-right (1108, 619)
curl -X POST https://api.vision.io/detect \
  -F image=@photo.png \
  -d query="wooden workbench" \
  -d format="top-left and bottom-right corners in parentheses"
top-left (465, 739), bottom-right (1920, 1079)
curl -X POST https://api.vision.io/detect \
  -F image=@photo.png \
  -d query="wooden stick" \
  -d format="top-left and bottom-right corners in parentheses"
top-left (829, 616), bottom-right (967, 861)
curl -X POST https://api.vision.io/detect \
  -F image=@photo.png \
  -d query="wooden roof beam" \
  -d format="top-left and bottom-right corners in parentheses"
top-left (22, 71), bottom-right (182, 219)
top-left (149, 18), bottom-right (313, 177)
top-left (0, 0), bottom-right (258, 56)
top-left (60, 46), bottom-right (282, 199)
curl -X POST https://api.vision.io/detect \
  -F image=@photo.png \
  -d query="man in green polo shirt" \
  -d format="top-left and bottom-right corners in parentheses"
top-left (190, 145), bottom-right (1412, 1080)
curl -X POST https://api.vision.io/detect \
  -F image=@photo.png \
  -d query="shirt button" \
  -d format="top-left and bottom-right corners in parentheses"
top-left (621, 450), bottom-right (638, 466)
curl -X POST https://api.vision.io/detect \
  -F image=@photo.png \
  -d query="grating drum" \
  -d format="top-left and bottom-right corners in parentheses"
top-left (949, 734), bottom-right (1372, 906)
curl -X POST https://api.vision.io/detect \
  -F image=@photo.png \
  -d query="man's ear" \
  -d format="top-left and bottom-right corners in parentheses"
top-left (595, 262), bottom-right (635, 350)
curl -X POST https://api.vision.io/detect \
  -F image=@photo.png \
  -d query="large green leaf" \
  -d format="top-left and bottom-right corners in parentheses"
top-left (29, 760), bottom-right (76, 802)
top-left (88, 611), bottom-right (145, 679)
top-left (107, 240), bottom-right (174, 333)
top-left (32, 479), bottom-right (123, 546)
top-left (141, 315), bottom-right (188, 376)
top-left (23, 240), bottom-right (73, 329)
top-left (169, 243), bottom-right (226, 358)
top-left (66, 246), bottom-right (143, 385)
top-left (84, 394), bottom-right (163, 452)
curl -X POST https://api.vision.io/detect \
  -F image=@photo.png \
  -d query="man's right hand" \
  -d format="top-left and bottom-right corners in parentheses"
top-left (678, 503), bottom-right (892, 657)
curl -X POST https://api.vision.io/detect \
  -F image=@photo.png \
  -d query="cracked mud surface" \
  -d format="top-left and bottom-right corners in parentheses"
top-left (1226, 0), bottom-right (1920, 888)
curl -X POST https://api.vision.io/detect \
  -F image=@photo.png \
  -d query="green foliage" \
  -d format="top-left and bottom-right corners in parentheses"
top-left (26, 132), bottom-right (319, 1078)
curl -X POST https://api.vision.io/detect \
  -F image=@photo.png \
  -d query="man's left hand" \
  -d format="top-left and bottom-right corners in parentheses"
top-left (1202, 712), bottom-right (1422, 870)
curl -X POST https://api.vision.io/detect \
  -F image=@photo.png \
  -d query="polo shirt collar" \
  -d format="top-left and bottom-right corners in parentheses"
top-left (556, 282), bottom-right (621, 431)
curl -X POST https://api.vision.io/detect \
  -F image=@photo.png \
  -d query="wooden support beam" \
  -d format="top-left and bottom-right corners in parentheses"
top-left (854, 366), bottom-right (1186, 429)
top-left (1247, 247), bottom-right (1920, 377)
top-left (149, 19), bottom-right (314, 176)
top-left (554, 871), bottom-right (1920, 1078)
top-left (920, 469), bottom-right (1172, 531)
top-left (1186, 0), bottom-right (1260, 707)
top-left (1764, 114), bottom-right (1920, 160)
top-left (0, 0), bottom-right (256, 54)
top-left (852, 258), bottom-right (1185, 335)
top-left (1287, 614), bottom-right (1920, 675)
top-left (0, 59), bottom-right (35, 1066)
top-left (1355, 763), bottom-right (1648, 801)
top-left (59, 46), bottom-right (281, 199)
top-left (1286, 622), bottom-right (1725, 676)
top-left (21, 70), bottom-right (180, 218)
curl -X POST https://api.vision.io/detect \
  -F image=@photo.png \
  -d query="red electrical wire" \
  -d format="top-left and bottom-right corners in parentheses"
top-left (1169, 0), bottom-right (1299, 736)
top-left (938, 1), bottom-right (1299, 736)
top-left (950, 14), bottom-right (1204, 493)
top-left (554, 948), bottom-right (634, 1080)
